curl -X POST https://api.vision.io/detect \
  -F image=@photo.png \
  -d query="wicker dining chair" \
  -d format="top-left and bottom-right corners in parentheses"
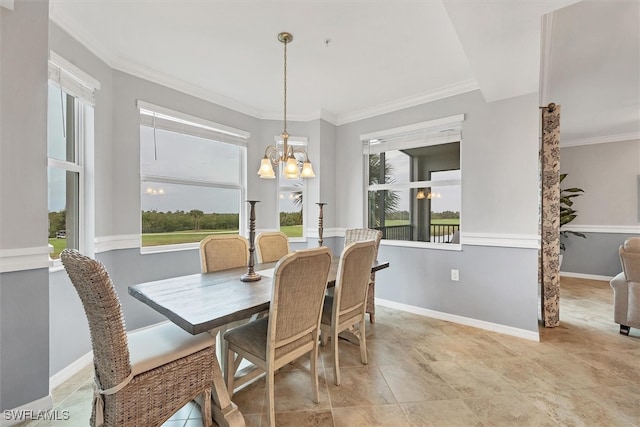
top-left (255, 231), bottom-right (290, 263)
top-left (224, 247), bottom-right (333, 427)
top-left (199, 234), bottom-right (249, 273)
top-left (60, 249), bottom-right (215, 427)
top-left (320, 240), bottom-right (377, 385)
top-left (344, 228), bottom-right (383, 323)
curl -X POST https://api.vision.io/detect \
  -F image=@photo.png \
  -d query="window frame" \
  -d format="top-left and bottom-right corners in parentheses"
top-left (138, 102), bottom-right (249, 254)
top-left (361, 114), bottom-right (464, 249)
top-left (47, 52), bottom-right (98, 268)
top-left (276, 136), bottom-right (308, 242)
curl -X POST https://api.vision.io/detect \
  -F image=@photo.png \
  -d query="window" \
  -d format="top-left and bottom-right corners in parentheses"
top-left (362, 115), bottom-right (463, 245)
top-left (139, 102), bottom-right (249, 250)
top-left (277, 137), bottom-right (307, 240)
top-left (47, 53), bottom-right (98, 261)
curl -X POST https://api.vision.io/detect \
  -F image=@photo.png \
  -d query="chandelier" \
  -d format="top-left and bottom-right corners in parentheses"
top-left (257, 32), bottom-right (315, 180)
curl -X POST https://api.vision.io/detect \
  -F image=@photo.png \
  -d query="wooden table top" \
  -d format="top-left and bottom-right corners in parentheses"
top-left (128, 258), bottom-right (389, 335)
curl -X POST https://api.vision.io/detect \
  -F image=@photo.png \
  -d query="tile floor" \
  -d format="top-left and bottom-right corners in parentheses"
top-left (23, 276), bottom-right (640, 426)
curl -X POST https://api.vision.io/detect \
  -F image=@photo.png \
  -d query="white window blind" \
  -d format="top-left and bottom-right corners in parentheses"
top-left (138, 100), bottom-right (249, 147)
top-left (48, 51), bottom-right (100, 105)
top-left (362, 114), bottom-right (464, 154)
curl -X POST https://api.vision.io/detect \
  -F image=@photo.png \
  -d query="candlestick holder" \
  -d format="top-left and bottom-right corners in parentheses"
top-left (316, 202), bottom-right (327, 247)
top-left (241, 200), bottom-right (261, 282)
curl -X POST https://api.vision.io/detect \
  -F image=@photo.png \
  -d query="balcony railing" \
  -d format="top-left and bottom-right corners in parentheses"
top-left (375, 223), bottom-right (460, 243)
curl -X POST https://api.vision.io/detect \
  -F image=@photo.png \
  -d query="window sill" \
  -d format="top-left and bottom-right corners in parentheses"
top-left (380, 240), bottom-right (462, 251)
top-left (140, 242), bottom-right (199, 255)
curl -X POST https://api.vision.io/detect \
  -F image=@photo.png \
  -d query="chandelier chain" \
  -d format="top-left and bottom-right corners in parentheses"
top-left (283, 37), bottom-right (288, 135)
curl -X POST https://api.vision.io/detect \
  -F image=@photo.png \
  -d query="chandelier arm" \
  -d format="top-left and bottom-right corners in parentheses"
top-left (264, 145), bottom-right (281, 167)
top-left (291, 147), bottom-right (311, 162)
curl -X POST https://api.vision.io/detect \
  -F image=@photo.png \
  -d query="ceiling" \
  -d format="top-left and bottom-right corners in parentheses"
top-left (49, 0), bottom-right (639, 141)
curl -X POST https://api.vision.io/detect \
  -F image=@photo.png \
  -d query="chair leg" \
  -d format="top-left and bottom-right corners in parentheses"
top-left (332, 328), bottom-right (340, 386)
top-left (369, 312), bottom-right (375, 323)
top-left (620, 324), bottom-right (630, 335)
top-left (320, 328), bottom-right (328, 346)
top-left (201, 388), bottom-right (213, 427)
top-left (226, 348), bottom-right (236, 398)
top-left (359, 317), bottom-right (368, 365)
top-left (311, 342), bottom-right (320, 403)
top-left (267, 371), bottom-right (276, 427)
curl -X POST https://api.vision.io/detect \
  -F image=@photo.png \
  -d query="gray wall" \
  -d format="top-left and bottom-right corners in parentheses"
top-left (0, 0), bottom-right (50, 411)
top-left (336, 91), bottom-right (541, 332)
top-left (560, 139), bottom-right (640, 275)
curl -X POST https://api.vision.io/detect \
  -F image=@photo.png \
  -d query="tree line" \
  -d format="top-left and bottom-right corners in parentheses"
top-left (49, 209), bottom-right (303, 236)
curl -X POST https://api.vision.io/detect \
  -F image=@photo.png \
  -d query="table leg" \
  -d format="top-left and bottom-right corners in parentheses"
top-left (210, 344), bottom-right (245, 427)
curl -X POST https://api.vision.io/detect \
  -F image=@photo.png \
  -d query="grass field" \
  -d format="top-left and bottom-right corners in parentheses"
top-left (48, 238), bottom-right (67, 259)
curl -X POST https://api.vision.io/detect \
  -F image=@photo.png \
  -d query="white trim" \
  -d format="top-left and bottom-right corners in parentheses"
top-left (376, 298), bottom-right (539, 342)
top-left (94, 235), bottom-right (140, 253)
top-left (560, 271), bottom-right (614, 282)
top-left (380, 240), bottom-right (462, 251)
top-left (461, 232), bottom-right (540, 249)
top-left (340, 80), bottom-right (478, 126)
top-left (360, 114), bottom-right (465, 142)
top-left (333, 230), bottom-right (536, 250)
top-left (0, 0), bottom-right (14, 10)
top-left (140, 242), bottom-right (199, 254)
top-left (49, 351), bottom-right (93, 390)
top-left (306, 227), bottom-right (342, 239)
top-left (0, 395), bottom-right (53, 427)
top-left (0, 246), bottom-right (51, 273)
top-left (562, 225), bottom-right (640, 234)
top-left (561, 132), bottom-right (640, 148)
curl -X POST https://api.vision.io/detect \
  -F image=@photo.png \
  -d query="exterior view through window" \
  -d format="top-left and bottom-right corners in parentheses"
top-left (364, 117), bottom-right (462, 244)
top-left (278, 138), bottom-right (307, 239)
top-left (139, 104), bottom-right (248, 248)
top-left (48, 84), bottom-right (81, 259)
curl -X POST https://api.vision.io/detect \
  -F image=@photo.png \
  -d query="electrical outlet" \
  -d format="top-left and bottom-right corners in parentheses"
top-left (451, 269), bottom-right (459, 281)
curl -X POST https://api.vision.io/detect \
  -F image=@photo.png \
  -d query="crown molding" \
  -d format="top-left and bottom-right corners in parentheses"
top-left (334, 79), bottom-right (479, 126)
top-left (48, 11), bottom-right (481, 126)
top-left (50, 6), bottom-right (117, 70)
top-left (561, 132), bottom-right (640, 148)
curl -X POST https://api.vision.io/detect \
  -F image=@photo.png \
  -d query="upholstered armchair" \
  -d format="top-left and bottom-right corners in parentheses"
top-left (610, 237), bottom-right (640, 335)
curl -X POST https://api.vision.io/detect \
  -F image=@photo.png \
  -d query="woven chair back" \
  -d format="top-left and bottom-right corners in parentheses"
top-left (256, 231), bottom-right (290, 263)
top-left (620, 237), bottom-right (640, 282)
top-left (200, 234), bottom-right (249, 272)
top-left (268, 247), bottom-right (332, 358)
top-left (344, 228), bottom-right (382, 261)
top-left (60, 249), bottom-right (131, 390)
top-left (334, 241), bottom-right (377, 320)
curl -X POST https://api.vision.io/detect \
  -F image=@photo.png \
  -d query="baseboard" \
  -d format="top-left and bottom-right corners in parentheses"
top-left (49, 351), bottom-right (93, 390)
top-left (1, 394), bottom-right (53, 427)
top-left (560, 271), bottom-right (614, 282)
top-left (375, 298), bottom-right (540, 342)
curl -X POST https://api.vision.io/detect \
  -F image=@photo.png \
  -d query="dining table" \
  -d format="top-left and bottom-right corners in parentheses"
top-left (128, 256), bottom-right (389, 427)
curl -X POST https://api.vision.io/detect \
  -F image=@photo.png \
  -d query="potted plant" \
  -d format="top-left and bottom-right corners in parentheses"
top-left (560, 173), bottom-right (586, 255)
